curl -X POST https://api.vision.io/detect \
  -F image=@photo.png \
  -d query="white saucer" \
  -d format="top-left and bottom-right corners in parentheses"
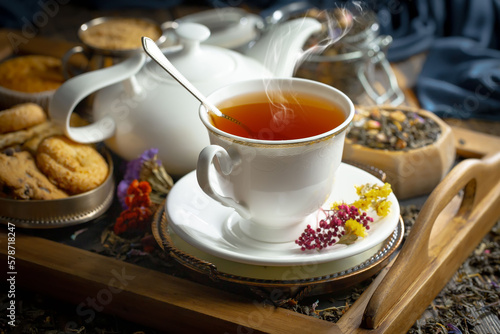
top-left (166, 163), bottom-right (400, 266)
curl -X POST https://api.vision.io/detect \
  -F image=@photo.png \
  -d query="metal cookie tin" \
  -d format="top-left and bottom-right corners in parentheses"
top-left (0, 150), bottom-right (115, 229)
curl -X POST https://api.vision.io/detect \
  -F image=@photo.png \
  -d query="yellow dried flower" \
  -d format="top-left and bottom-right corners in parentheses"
top-left (355, 185), bottom-right (364, 196)
top-left (330, 201), bottom-right (343, 210)
top-left (351, 199), bottom-right (370, 211)
top-left (379, 183), bottom-right (392, 197)
top-left (350, 182), bottom-right (393, 217)
top-left (376, 200), bottom-right (392, 217)
top-left (345, 219), bottom-right (367, 237)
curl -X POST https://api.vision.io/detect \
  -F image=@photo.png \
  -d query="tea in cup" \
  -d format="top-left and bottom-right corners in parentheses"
top-left (197, 78), bottom-right (354, 243)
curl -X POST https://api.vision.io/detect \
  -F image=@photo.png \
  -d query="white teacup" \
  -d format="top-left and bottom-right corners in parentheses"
top-left (197, 78), bottom-right (354, 243)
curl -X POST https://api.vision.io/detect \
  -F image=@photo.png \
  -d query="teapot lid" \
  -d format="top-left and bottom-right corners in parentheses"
top-left (146, 22), bottom-right (246, 83)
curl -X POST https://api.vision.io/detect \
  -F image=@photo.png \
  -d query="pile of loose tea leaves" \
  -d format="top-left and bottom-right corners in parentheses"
top-left (409, 220), bottom-right (500, 334)
top-left (0, 289), bottom-right (162, 333)
top-left (347, 107), bottom-right (442, 151)
top-left (280, 281), bottom-right (372, 323)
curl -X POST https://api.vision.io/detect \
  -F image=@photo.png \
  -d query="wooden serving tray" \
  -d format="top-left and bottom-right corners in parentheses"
top-left (1, 151), bottom-right (498, 333)
top-left (1, 27), bottom-right (500, 333)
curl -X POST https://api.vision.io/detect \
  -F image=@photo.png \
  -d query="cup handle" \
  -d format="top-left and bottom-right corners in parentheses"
top-left (197, 145), bottom-right (251, 219)
top-left (49, 53), bottom-right (146, 144)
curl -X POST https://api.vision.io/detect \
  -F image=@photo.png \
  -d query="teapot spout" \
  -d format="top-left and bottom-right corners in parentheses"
top-left (245, 17), bottom-right (321, 77)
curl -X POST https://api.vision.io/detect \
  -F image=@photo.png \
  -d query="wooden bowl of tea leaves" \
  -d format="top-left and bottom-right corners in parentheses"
top-left (342, 105), bottom-right (455, 199)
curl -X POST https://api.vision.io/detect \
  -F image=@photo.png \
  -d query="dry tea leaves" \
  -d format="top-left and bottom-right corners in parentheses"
top-left (347, 107), bottom-right (442, 151)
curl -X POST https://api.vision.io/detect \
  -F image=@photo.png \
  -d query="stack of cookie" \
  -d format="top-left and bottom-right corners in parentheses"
top-left (0, 103), bottom-right (109, 200)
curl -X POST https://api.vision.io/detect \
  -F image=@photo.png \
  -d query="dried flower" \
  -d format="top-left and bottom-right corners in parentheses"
top-left (114, 180), bottom-right (153, 235)
top-left (140, 154), bottom-right (174, 205)
top-left (295, 204), bottom-right (373, 250)
top-left (375, 200), bottom-right (392, 217)
top-left (353, 182), bottom-right (393, 217)
top-left (296, 182), bottom-right (393, 251)
top-left (141, 234), bottom-right (157, 253)
top-left (344, 219), bottom-right (367, 238)
top-left (117, 148), bottom-right (173, 208)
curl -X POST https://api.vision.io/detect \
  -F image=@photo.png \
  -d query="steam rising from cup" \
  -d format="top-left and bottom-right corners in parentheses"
top-left (260, 6), bottom-right (357, 137)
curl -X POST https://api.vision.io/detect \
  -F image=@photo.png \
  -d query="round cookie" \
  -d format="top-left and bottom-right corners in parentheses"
top-left (0, 151), bottom-right (68, 200)
top-left (36, 135), bottom-right (109, 194)
top-left (0, 103), bottom-right (46, 134)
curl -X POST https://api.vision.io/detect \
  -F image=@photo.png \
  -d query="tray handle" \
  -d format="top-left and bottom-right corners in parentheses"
top-left (362, 151), bottom-right (500, 329)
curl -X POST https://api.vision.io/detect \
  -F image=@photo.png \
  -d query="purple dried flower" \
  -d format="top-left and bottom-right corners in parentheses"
top-left (446, 323), bottom-right (462, 334)
top-left (141, 147), bottom-right (160, 164)
top-left (123, 159), bottom-right (141, 181)
top-left (117, 148), bottom-right (160, 208)
top-left (116, 180), bottom-right (130, 208)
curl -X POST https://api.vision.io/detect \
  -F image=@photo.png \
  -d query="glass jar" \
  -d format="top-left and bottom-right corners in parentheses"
top-left (294, 9), bottom-right (404, 105)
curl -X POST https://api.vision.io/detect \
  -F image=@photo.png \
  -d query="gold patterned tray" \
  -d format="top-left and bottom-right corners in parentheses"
top-left (152, 163), bottom-right (404, 300)
top-left (153, 205), bottom-right (403, 300)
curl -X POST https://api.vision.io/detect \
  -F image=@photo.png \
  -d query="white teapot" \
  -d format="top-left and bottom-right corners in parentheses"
top-left (50, 18), bottom-right (321, 177)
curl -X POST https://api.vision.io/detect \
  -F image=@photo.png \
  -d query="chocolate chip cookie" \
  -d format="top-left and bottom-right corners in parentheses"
top-left (0, 151), bottom-right (68, 200)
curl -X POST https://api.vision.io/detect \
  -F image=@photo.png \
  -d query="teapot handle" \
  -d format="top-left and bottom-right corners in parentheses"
top-left (49, 53), bottom-right (146, 144)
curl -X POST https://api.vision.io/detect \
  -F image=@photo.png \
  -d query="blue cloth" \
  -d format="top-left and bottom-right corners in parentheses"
top-left (375, 0), bottom-right (500, 119)
top-left (416, 37), bottom-right (500, 120)
top-left (377, 0), bottom-right (500, 61)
